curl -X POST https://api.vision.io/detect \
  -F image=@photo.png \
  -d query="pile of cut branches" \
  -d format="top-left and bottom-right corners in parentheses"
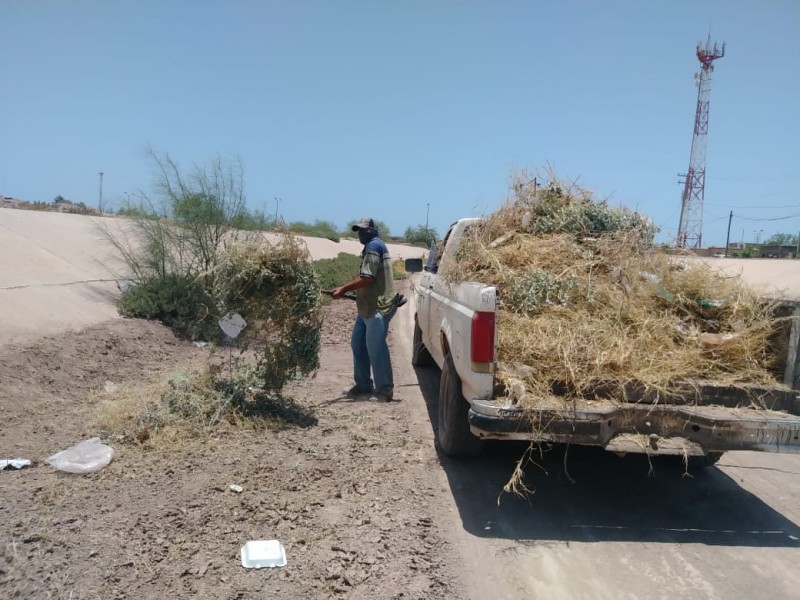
top-left (445, 172), bottom-right (785, 406)
top-left (213, 235), bottom-right (323, 393)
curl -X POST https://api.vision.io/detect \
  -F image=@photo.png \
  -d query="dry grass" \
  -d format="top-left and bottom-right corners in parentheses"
top-left (449, 172), bottom-right (786, 407)
top-left (93, 366), bottom-right (316, 449)
top-left (93, 377), bottom-right (186, 448)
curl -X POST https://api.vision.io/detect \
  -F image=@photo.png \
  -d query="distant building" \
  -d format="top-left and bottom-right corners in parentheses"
top-left (756, 244), bottom-right (797, 259)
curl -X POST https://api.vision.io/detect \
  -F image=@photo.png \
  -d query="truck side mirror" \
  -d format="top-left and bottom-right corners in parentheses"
top-left (404, 258), bottom-right (423, 273)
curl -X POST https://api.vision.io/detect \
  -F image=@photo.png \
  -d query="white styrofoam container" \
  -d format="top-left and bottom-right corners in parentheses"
top-left (240, 540), bottom-right (287, 569)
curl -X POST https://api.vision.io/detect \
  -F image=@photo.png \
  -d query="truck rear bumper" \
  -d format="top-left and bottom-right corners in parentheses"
top-left (468, 398), bottom-right (800, 455)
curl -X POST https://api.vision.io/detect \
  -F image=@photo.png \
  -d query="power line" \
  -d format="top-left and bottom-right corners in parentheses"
top-left (707, 173), bottom-right (797, 181)
top-left (705, 203), bottom-right (800, 209)
top-left (734, 212), bottom-right (800, 222)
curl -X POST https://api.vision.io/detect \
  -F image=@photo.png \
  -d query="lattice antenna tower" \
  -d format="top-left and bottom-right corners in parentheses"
top-left (676, 36), bottom-right (725, 248)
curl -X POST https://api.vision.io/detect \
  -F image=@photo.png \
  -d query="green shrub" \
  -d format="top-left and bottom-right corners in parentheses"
top-left (392, 259), bottom-right (407, 280)
top-left (313, 252), bottom-right (407, 291)
top-left (288, 220), bottom-right (340, 242)
top-left (526, 188), bottom-right (654, 238)
top-left (404, 224), bottom-right (438, 248)
top-left (504, 269), bottom-right (579, 315)
top-left (229, 209), bottom-right (275, 231)
top-left (313, 252), bottom-right (362, 290)
top-left (118, 275), bottom-right (221, 342)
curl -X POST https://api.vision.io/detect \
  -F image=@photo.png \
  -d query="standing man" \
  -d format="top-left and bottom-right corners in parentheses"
top-left (333, 217), bottom-right (396, 402)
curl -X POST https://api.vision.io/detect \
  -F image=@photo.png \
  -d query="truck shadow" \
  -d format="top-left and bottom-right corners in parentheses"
top-left (414, 364), bottom-right (800, 548)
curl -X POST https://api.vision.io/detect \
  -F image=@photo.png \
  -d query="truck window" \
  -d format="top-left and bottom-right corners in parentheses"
top-left (425, 241), bottom-right (437, 272)
top-left (429, 228), bottom-right (454, 274)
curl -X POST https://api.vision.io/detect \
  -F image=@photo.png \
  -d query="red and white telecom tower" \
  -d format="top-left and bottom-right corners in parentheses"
top-left (676, 37), bottom-right (725, 248)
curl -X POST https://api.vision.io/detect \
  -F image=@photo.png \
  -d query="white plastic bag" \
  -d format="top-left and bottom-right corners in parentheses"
top-left (219, 312), bottom-right (246, 339)
top-left (46, 437), bottom-right (115, 474)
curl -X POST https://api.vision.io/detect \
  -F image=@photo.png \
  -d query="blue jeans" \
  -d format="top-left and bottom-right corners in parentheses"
top-left (351, 306), bottom-right (396, 396)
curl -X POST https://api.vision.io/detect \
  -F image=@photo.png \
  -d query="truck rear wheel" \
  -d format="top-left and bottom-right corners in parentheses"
top-left (686, 452), bottom-right (724, 469)
top-left (412, 315), bottom-right (435, 367)
top-left (438, 352), bottom-right (484, 457)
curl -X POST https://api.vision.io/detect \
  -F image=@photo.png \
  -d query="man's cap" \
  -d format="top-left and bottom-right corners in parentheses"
top-left (351, 217), bottom-right (375, 232)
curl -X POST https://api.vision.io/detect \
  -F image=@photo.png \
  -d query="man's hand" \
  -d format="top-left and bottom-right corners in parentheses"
top-left (332, 276), bottom-right (371, 299)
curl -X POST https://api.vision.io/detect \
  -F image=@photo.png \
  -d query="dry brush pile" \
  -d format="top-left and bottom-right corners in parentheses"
top-left (443, 173), bottom-right (787, 408)
top-left (100, 234), bottom-right (323, 443)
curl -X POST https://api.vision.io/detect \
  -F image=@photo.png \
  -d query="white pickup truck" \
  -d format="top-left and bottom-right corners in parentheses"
top-left (406, 218), bottom-right (800, 462)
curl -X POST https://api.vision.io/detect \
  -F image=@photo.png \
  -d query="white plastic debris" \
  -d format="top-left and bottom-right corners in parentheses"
top-left (219, 313), bottom-right (246, 339)
top-left (241, 540), bottom-right (287, 569)
top-left (229, 484), bottom-right (243, 493)
top-left (1, 458), bottom-right (32, 470)
top-left (117, 279), bottom-right (137, 293)
top-left (699, 332), bottom-right (741, 348)
top-left (193, 341), bottom-right (209, 348)
top-left (46, 437), bottom-right (115, 474)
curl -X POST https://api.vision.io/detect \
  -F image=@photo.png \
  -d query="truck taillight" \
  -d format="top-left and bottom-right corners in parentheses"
top-left (471, 311), bottom-right (495, 364)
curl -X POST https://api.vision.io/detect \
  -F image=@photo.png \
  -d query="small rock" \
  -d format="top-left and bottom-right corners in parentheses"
top-left (228, 484), bottom-right (244, 493)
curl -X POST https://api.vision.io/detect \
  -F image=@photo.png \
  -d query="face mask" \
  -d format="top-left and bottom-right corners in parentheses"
top-left (358, 230), bottom-right (371, 245)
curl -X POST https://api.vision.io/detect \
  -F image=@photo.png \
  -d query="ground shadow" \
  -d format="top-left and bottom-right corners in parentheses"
top-left (414, 364), bottom-right (800, 548)
top-left (238, 392), bottom-right (318, 428)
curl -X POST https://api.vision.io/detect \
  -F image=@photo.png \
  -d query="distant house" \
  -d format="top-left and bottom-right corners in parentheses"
top-left (758, 244), bottom-right (797, 259)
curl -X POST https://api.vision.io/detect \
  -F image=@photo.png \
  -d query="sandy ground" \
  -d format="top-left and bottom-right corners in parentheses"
top-left (0, 293), bottom-right (468, 599)
top-left (684, 255), bottom-right (800, 300)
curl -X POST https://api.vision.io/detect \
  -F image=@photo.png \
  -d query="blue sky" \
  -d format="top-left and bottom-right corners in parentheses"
top-left (1, 1), bottom-right (798, 245)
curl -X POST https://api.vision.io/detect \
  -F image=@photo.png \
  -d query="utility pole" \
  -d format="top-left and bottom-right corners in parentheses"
top-left (274, 197), bottom-right (281, 225)
top-left (98, 172), bottom-right (105, 213)
top-left (676, 37), bottom-right (725, 248)
top-left (425, 202), bottom-right (430, 237)
top-left (724, 210), bottom-right (733, 257)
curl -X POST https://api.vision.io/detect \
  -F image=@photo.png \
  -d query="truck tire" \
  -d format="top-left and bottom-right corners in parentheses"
top-left (411, 315), bottom-right (435, 367)
top-left (438, 352), bottom-right (484, 457)
top-left (687, 452), bottom-right (724, 469)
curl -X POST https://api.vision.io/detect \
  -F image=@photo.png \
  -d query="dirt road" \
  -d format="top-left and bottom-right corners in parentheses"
top-left (403, 290), bottom-right (800, 600)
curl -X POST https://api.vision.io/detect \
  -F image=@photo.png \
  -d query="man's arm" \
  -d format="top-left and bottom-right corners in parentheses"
top-left (332, 276), bottom-right (372, 298)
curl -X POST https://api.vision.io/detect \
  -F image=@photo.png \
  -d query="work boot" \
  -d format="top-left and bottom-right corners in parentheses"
top-left (343, 385), bottom-right (372, 399)
top-left (368, 392), bottom-right (394, 403)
